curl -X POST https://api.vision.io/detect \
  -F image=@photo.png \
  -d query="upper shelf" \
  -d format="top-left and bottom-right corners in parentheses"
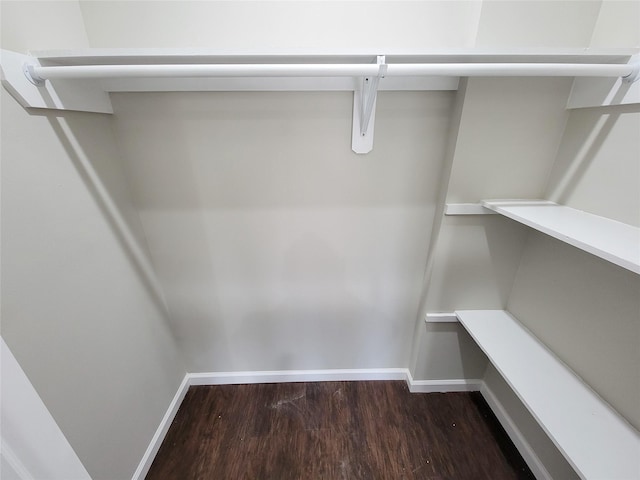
top-left (28, 47), bottom-right (639, 64)
top-left (481, 200), bottom-right (640, 274)
top-left (2, 48), bottom-right (638, 153)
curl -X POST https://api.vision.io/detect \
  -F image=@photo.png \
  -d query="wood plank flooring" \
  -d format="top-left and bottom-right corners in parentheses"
top-left (146, 381), bottom-right (535, 479)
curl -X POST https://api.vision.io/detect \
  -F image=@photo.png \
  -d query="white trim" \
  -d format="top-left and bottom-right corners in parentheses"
top-left (481, 383), bottom-right (552, 480)
top-left (425, 312), bottom-right (459, 323)
top-left (190, 369), bottom-right (483, 394)
top-left (188, 368), bottom-right (409, 386)
top-left (407, 379), bottom-right (482, 393)
top-left (406, 371), bottom-right (482, 393)
top-left (131, 374), bottom-right (191, 480)
top-left (0, 338), bottom-right (91, 480)
top-left (445, 203), bottom-right (496, 215)
top-left (30, 47), bottom-right (640, 60)
top-left (30, 62), bottom-right (635, 82)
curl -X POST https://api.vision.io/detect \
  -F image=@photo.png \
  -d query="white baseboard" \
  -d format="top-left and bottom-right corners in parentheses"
top-left (480, 383), bottom-right (551, 480)
top-left (407, 378), bottom-right (483, 393)
top-left (132, 374), bottom-right (191, 480)
top-left (133, 369), bottom-right (486, 480)
top-left (189, 368), bottom-right (409, 385)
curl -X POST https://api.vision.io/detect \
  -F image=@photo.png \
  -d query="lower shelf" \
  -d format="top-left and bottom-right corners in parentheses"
top-left (456, 309), bottom-right (640, 480)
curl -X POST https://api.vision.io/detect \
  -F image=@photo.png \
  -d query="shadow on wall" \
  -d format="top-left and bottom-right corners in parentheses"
top-left (25, 90), bottom-right (450, 374)
top-left (427, 215), bottom-right (529, 311)
top-left (412, 215), bottom-right (530, 380)
top-left (40, 113), bottom-right (169, 316)
top-left (423, 322), bottom-right (489, 380)
top-left (15, 82), bottom-right (175, 320)
top-left (483, 215), bottom-right (530, 305)
top-left (100, 91), bottom-right (444, 373)
top-left (547, 83), bottom-right (637, 204)
top-left (233, 233), bottom-right (402, 371)
top-left (40, 108), bottom-right (234, 369)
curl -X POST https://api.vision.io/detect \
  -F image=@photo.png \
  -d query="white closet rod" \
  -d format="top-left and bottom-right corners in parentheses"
top-left (27, 62), bottom-right (636, 82)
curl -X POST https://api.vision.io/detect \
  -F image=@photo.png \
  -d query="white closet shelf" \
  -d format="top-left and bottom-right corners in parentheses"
top-left (456, 309), bottom-right (640, 480)
top-left (28, 47), bottom-right (640, 63)
top-left (2, 48), bottom-right (638, 153)
top-left (479, 200), bottom-right (640, 274)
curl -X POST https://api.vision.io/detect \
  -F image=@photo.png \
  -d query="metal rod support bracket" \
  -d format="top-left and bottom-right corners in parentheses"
top-left (622, 57), bottom-right (640, 84)
top-left (23, 62), bottom-right (45, 86)
top-left (359, 56), bottom-right (387, 137)
top-left (3, 48), bottom-right (639, 152)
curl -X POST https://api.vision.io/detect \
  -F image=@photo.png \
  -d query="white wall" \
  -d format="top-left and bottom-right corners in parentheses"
top-left (410, 0), bottom-right (607, 383)
top-left (1, 338), bottom-right (90, 480)
top-left (482, 1), bottom-right (640, 475)
top-left (507, 232), bottom-right (640, 429)
top-left (589, 0), bottom-right (640, 48)
top-left (110, 90), bottom-right (453, 372)
top-left (77, 0), bottom-right (486, 375)
top-left (3, 0), bottom-right (637, 477)
top-left (546, 104), bottom-right (640, 226)
top-left (412, 2), bottom-right (636, 476)
top-left (0, 1), bottom-right (89, 53)
top-left (413, 76), bottom-right (579, 380)
top-left (445, 78), bottom-right (574, 203)
top-left (508, 26), bottom-right (640, 428)
top-left (1, 2), bottom-right (186, 479)
top-left (504, 0), bottom-right (640, 431)
top-left (474, 0), bottom-right (601, 48)
top-left (79, 0), bottom-right (482, 50)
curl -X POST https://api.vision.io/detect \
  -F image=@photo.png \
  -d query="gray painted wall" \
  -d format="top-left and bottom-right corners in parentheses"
top-left (110, 90), bottom-right (452, 372)
top-left (1, 2), bottom-right (186, 478)
top-left (506, 103), bottom-right (640, 430)
top-left (1, 1), bottom-right (638, 479)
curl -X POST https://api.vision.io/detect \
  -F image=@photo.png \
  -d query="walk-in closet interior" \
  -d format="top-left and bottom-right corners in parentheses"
top-left (1, 1), bottom-right (639, 479)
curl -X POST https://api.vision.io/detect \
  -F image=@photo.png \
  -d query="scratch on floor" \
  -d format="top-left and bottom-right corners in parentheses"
top-left (339, 459), bottom-right (349, 479)
top-left (269, 392), bottom-right (305, 409)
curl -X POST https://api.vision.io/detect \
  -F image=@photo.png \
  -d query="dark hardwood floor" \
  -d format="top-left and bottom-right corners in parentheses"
top-left (146, 381), bottom-right (535, 479)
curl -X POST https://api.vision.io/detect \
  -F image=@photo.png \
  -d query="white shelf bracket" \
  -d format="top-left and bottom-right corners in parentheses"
top-left (23, 62), bottom-right (45, 86)
top-left (568, 54), bottom-right (640, 109)
top-left (445, 203), bottom-right (497, 215)
top-left (0, 49), bottom-right (112, 113)
top-left (425, 312), bottom-right (459, 323)
top-left (351, 55), bottom-right (386, 154)
top-left (621, 56), bottom-right (640, 84)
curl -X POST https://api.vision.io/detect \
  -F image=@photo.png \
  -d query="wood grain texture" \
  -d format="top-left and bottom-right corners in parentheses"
top-left (146, 381), bottom-right (535, 479)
